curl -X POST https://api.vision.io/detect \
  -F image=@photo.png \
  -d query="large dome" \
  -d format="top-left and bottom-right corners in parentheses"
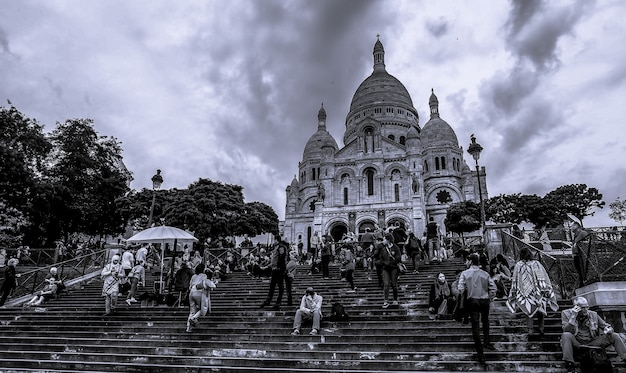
top-left (348, 71), bottom-right (414, 114)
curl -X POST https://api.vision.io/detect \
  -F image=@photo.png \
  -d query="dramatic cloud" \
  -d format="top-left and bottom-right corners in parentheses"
top-left (1, 0), bottom-right (624, 228)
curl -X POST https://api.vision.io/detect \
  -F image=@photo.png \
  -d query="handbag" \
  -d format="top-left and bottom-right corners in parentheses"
top-left (398, 263), bottom-right (407, 274)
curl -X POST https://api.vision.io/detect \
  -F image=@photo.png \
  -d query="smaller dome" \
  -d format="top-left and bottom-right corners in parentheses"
top-left (407, 125), bottom-right (420, 139)
top-left (290, 175), bottom-right (299, 188)
top-left (303, 129), bottom-right (339, 159)
top-left (421, 117), bottom-right (458, 146)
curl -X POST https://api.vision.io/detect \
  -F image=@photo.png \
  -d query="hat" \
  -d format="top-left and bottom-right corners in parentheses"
top-left (111, 255), bottom-right (121, 262)
top-left (305, 287), bottom-right (315, 295)
top-left (50, 267), bottom-right (58, 274)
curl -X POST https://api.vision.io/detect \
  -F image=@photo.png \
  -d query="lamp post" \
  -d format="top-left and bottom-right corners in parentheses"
top-left (147, 169), bottom-right (163, 227)
top-left (467, 135), bottom-right (486, 231)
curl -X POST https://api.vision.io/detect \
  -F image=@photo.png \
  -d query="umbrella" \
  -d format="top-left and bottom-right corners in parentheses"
top-left (126, 226), bottom-right (198, 244)
top-left (126, 226), bottom-right (198, 293)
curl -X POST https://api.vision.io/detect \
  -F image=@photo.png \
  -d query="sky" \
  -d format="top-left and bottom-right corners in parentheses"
top-left (1, 0), bottom-right (625, 228)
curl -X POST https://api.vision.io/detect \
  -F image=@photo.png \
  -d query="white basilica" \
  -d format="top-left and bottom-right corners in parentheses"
top-left (283, 38), bottom-right (487, 248)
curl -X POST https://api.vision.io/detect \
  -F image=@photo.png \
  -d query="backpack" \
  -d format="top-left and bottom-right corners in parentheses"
top-left (578, 346), bottom-right (613, 373)
top-left (329, 302), bottom-right (350, 323)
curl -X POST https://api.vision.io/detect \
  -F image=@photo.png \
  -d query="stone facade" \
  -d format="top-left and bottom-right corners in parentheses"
top-left (283, 38), bottom-right (487, 248)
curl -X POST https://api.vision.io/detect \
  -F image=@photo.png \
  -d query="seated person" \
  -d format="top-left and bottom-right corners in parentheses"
top-left (24, 277), bottom-right (58, 307)
top-left (561, 296), bottom-right (626, 372)
top-left (291, 287), bottom-right (323, 336)
top-left (428, 272), bottom-right (455, 318)
top-left (48, 267), bottom-right (66, 296)
top-left (489, 264), bottom-right (510, 299)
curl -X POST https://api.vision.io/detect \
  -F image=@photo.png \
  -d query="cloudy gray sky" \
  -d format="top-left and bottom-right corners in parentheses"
top-left (1, 0), bottom-right (625, 227)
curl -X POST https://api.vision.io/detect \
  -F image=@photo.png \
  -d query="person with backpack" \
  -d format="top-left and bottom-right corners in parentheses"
top-left (260, 236), bottom-right (288, 310)
top-left (406, 232), bottom-right (423, 274)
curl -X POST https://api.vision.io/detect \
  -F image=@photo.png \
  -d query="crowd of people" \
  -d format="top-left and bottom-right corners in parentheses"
top-left (2, 223), bottom-right (625, 372)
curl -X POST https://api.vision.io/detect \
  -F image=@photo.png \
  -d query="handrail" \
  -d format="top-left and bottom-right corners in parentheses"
top-left (500, 231), bottom-right (626, 299)
top-left (2, 249), bottom-right (108, 300)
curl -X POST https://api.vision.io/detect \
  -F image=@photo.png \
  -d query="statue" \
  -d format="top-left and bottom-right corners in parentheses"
top-left (317, 183), bottom-right (326, 201)
top-left (411, 174), bottom-right (420, 194)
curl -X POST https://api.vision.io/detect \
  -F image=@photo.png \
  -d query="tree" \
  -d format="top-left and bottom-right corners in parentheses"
top-left (544, 184), bottom-right (605, 226)
top-left (485, 193), bottom-right (525, 224)
top-left (520, 194), bottom-right (564, 229)
top-left (117, 178), bottom-right (280, 244)
top-left (609, 197), bottom-right (626, 226)
top-left (445, 201), bottom-right (482, 247)
top-left (0, 104), bottom-right (52, 246)
top-left (238, 201), bottom-right (279, 237)
top-left (46, 119), bottom-right (131, 242)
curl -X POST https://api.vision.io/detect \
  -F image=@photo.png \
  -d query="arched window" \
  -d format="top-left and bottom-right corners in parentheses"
top-left (343, 188), bottom-right (348, 205)
top-left (388, 134), bottom-right (395, 141)
top-left (435, 157), bottom-right (440, 170)
top-left (366, 168), bottom-right (375, 196)
top-left (312, 168), bottom-right (316, 181)
top-left (399, 136), bottom-right (406, 145)
top-left (441, 156), bottom-right (446, 169)
top-left (394, 184), bottom-right (400, 202)
top-left (424, 160), bottom-right (429, 172)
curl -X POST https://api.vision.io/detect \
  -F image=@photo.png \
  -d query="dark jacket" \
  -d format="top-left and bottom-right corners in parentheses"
top-left (379, 243), bottom-right (402, 269)
top-left (1, 266), bottom-right (17, 290)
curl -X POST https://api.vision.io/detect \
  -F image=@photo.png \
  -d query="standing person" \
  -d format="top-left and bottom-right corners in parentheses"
top-left (320, 235), bottom-right (332, 279)
top-left (101, 255), bottom-right (123, 317)
top-left (561, 296), bottom-right (626, 372)
top-left (0, 249), bottom-right (7, 268)
top-left (260, 238), bottom-right (288, 310)
top-left (406, 232), bottom-right (423, 274)
top-left (340, 246), bottom-right (357, 292)
top-left (135, 245), bottom-right (148, 267)
top-left (0, 258), bottom-right (19, 306)
top-left (308, 231), bottom-right (321, 275)
top-left (392, 223), bottom-right (407, 249)
top-left (125, 260), bottom-right (146, 305)
top-left (186, 263), bottom-right (216, 333)
top-left (291, 287), bottom-right (323, 336)
top-left (458, 253), bottom-right (497, 365)
top-left (506, 246), bottom-right (558, 336)
top-left (379, 233), bottom-right (402, 308)
top-left (121, 248), bottom-right (134, 277)
top-left (361, 228), bottom-right (374, 251)
top-left (285, 251), bottom-right (298, 307)
top-left (297, 239), bottom-right (305, 265)
top-left (571, 222), bottom-right (592, 288)
top-left (426, 217), bottom-right (441, 262)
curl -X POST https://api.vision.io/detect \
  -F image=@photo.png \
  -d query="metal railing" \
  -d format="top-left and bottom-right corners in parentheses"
top-left (500, 231), bottom-right (626, 299)
top-left (2, 249), bottom-right (108, 300)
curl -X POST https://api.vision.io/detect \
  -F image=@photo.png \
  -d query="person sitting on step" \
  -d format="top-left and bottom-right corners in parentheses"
top-left (561, 296), bottom-right (626, 372)
top-left (24, 276), bottom-right (58, 307)
top-left (291, 287), bottom-right (323, 336)
top-left (428, 272), bottom-right (455, 319)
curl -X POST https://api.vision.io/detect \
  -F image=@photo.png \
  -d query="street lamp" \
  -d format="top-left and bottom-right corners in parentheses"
top-left (467, 135), bottom-right (486, 230)
top-left (147, 169), bottom-right (163, 227)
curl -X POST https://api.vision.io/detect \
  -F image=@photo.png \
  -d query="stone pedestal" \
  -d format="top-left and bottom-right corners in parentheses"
top-left (313, 201), bottom-right (324, 235)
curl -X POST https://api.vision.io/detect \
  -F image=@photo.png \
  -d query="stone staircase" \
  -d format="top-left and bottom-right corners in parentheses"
top-left (0, 257), bottom-right (614, 372)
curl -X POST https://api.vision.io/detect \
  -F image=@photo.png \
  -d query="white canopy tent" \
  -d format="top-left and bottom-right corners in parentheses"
top-left (126, 226), bottom-right (198, 293)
